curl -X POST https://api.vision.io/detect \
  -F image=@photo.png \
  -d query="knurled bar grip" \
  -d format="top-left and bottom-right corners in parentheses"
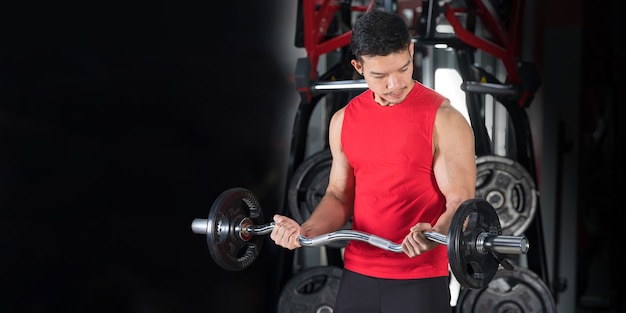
top-left (190, 219), bottom-right (529, 255)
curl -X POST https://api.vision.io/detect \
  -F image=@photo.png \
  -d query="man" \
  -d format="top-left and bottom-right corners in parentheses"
top-left (271, 9), bottom-right (476, 313)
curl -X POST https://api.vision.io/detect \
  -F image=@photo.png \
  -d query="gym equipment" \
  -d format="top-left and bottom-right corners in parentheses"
top-left (191, 187), bottom-right (530, 289)
top-left (455, 266), bottom-right (556, 312)
top-left (475, 155), bottom-right (538, 236)
top-left (277, 266), bottom-right (342, 313)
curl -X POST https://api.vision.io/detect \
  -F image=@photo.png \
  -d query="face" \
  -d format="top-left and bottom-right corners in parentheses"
top-left (351, 43), bottom-right (415, 106)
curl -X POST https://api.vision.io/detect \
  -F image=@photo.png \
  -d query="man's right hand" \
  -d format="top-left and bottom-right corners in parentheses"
top-left (270, 215), bottom-right (302, 250)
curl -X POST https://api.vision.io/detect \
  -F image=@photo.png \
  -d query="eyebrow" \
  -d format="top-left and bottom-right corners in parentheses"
top-left (369, 59), bottom-right (412, 76)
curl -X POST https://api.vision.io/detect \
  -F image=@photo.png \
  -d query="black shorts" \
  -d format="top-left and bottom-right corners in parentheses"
top-left (333, 269), bottom-right (452, 313)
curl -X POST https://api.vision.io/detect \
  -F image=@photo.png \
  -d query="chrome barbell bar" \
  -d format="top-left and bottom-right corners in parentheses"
top-left (191, 218), bottom-right (529, 255)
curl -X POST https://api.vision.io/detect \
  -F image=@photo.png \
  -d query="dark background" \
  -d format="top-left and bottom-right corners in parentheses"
top-left (1, 1), bottom-right (293, 312)
top-left (2, 1), bottom-right (626, 313)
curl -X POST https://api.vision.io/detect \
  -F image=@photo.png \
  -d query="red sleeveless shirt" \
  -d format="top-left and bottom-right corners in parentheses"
top-left (340, 83), bottom-right (449, 279)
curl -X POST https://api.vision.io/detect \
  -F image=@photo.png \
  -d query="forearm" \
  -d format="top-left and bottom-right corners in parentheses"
top-left (433, 193), bottom-right (473, 235)
top-left (301, 193), bottom-right (352, 237)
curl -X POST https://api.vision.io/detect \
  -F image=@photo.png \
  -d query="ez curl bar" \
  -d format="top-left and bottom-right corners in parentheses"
top-left (191, 187), bottom-right (530, 289)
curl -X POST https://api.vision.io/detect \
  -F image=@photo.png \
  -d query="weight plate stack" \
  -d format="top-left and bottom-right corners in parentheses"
top-left (455, 266), bottom-right (556, 313)
top-left (277, 266), bottom-right (343, 313)
top-left (475, 155), bottom-right (538, 236)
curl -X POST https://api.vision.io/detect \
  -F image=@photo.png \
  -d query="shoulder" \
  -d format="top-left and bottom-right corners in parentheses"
top-left (409, 83), bottom-right (446, 108)
top-left (330, 106), bottom-right (346, 129)
top-left (333, 105), bottom-right (347, 118)
top-left (433, 98), bottom-right (473, 142)
top-left (435, 98), bottom-right (463, 122)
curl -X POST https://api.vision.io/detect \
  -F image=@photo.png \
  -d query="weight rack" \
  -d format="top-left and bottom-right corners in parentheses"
top-left (280, 0), bottom-right (553, 310)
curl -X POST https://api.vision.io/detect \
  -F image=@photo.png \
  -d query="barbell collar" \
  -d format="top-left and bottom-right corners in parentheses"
top-left (477, 232), bottom-right (529, 255)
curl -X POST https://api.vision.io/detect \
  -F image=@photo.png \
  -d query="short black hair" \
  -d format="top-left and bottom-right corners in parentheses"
top-left (350, 9), bottom-right (412, 60)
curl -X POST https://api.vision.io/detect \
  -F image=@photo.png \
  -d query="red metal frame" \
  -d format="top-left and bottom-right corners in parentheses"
top-left (298, 0), bottom-right (532, 107)
top-left (445, 0), bottom-right (531, 107)
top-left (300, 0), bottom-right (371, 80)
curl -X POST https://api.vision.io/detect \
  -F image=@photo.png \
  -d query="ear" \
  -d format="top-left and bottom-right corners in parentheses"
top-left (351, 59), bottom-right (363, 75)
top-left (409, 41), bottom-right (415, 59)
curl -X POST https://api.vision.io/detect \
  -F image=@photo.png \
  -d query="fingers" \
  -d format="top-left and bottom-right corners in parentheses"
top-left (270, 215), bottom-right (302, 250)
top-left (402, 223), bottom-right (437, 257)
top-left (402, 231), bottom-right (425, 257)
top-left (410, 222), bottom-right (432, 233)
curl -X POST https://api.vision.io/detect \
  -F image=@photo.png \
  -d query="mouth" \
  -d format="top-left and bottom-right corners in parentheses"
top-left (384, 90), bottom-right (405, 100)
top-left (385, 86), bottom-right (406, 97)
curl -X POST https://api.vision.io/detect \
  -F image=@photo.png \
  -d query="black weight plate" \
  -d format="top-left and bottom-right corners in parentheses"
top-left (277, 266), bottom-right (343, 313)
top-left (448, 199), bottom-right (501, 290)
top-left (207, 187), bottom-right (264, 271)
top-left (455, 266), bottom-right (556, 313)
top-left (287, 149), bottom-right (351, 249)
top-left (475, 155), bottom-right (538, 236)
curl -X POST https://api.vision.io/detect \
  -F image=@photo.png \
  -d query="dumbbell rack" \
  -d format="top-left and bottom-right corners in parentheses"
top-left (281, 0), bottom-right (552, 308)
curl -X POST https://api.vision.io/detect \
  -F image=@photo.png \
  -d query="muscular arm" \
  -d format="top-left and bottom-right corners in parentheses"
top-left (402, 99), bottom-right (476, 257)
top-left (300, 108), bottom-right (355, 237)
top-left (270, 108), bottom-right (355, 249)
top-left (430, 99), bottom-right (476, 236)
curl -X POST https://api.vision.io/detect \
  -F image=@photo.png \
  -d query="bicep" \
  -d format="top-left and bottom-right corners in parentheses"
top-left (303, 109), bottom-right (354, 232)
top-left (432, 104), bottom-right (477, 203)
top-left (326, 108), bottom-right (355, 203)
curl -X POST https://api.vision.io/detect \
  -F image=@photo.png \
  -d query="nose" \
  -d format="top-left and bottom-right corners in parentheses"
top-left (386, 73), bottom-right (401, 89)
